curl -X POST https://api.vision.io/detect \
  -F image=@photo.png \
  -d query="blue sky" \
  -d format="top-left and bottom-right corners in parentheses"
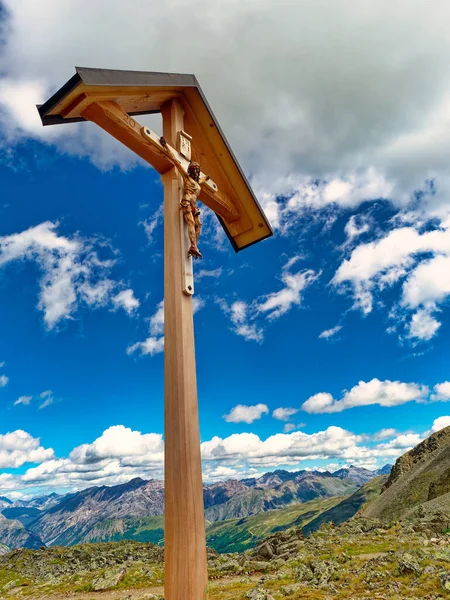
top-left (1, 0), bottom-right (450, 497)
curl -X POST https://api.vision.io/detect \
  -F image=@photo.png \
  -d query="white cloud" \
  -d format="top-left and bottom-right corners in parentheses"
top-left (0, 375), bottom-right (8, 387)
top-left (376, 433), bottom-right (423, 452)
top-left (127, 336), bottom-right (165, 357)
top-left (112, 289), bottom-right (140, 315)
top-left (223, 403), bottom-right (269, 424)
top-left (39, 390), bottom-right (56, 410)
top-left (141, 205), bottom-right (163, 245)
top-left (319, 325), bottom-right (342, 340)
top-left (283, 423), bottom-right (296, 433)
top-left (407, 307), bottom-right (441, 341)
top-left (127, 297), bottom-right (205, 356)
top-left (196, 267), bottom-right (223, 280)
top-left (201, 426), bottom-right (364, 465)
top-left (372, 428), bottom-right (398, 440)
top-left (302, 378), bottom-right (428, 414)
top-left (257, 267), bottom-right (319, 321)
top-left (5, 1), bottom-right (450, 227)
top-left (333, 220), bottom-right (450, 339)
top-left (431, 382), bottom-right (450, 402)
top-left (272, 407), bottom-right (299, 421)
top-left (0, 222), bottom-right (138, 329)
top-left (14, 396), bottom-right (32, 406)
top-left (149, 301), bottom-right (165, 337)
top-left (70, 425), bottom-right (163, 464)
top-left (2, 414), bottom-right (445, 492)
top-left (218, 258), bottom-right (318, 342)
top-left (430, 416), bottom-right (450, 433)
top-left (272, 171), bottom-right (392, 227)
top-left (0, 430), bottom-right (54, 468)
top-left (13, 390), bottom-right (57, 409)
top-left (344, 214), bottom-right (371, 242)
top-left (216, 299), bottom-right (264, 342)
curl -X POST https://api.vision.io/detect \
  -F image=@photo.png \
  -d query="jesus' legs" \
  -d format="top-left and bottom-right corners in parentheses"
top-left (181, 201), bottom-right (202, 259)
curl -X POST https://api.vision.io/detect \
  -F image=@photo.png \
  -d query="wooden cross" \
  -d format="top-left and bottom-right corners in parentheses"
top-left (38, 67), bottom-right (272, 600)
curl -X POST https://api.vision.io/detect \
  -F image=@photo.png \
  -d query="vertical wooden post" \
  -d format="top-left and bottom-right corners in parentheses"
top-left (162, 99), bottom-right (209, 600)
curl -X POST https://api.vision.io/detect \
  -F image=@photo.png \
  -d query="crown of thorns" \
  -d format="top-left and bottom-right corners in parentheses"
top-left (188, 162), bottom-right (200, 170)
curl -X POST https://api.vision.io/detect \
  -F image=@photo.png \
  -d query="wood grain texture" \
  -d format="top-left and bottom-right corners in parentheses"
top-left (162, 98), bottom-right (209, 600)
top-left (82, 101), bottom-right (172, 174)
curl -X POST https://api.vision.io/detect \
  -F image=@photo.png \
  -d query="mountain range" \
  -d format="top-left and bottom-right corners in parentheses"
top-left (0, 464), bottom-right (388, 550)
top-left (0, 429), bottom-right (449, 598)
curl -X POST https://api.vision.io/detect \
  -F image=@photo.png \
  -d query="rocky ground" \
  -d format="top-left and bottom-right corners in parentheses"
top-left (0, 514), bottom-right (449, 599)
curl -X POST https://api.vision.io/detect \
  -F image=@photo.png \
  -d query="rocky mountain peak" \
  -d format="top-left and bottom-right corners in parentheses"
top-left (383, 425), bottom-right (450, 491)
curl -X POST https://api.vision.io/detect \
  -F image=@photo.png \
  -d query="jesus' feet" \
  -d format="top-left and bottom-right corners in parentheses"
top-left (188, 246), bottom-right (203, 259)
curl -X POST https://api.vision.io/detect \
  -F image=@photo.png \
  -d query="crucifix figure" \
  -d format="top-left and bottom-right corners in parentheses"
top-left (160, 135), bottom-right (206, 259)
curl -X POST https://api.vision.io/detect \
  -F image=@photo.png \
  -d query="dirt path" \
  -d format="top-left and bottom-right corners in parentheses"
top-left (39, 586), bottom-right (164, 599)
top-left (28, 575), bottom-right (261, 600)
top-left (24, 586), bottom-right (164, 600)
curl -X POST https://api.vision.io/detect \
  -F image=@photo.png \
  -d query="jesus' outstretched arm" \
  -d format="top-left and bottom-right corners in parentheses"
top-left (160, 136), bottom-right (188, 180)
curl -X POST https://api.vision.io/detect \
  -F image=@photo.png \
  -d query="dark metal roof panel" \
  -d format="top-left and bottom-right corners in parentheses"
top-left (76, 66), bottom-right (198, 88)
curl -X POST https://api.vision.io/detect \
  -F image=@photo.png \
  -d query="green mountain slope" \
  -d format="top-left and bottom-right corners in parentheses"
top-left (206, 496), bottom-right (342, 552)
top-left (303, 475), bottom-right (388, 536)
top-left (81, 496), bottom-right (343, 553)
top-left (362, 425), bottom-right (450, 523)
top-left (82, 516), bottom-right (165, 546)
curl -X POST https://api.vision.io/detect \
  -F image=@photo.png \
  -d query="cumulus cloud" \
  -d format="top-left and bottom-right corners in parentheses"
top-left (333, 220), bottom-right (450, 339)
top-left (1, 414), bottom-right (446, 493)
top-left (272, 407), bottom-right (299, 421)
top-left (70, 425), bottom-right (163, 464)
top-left (0, 430), bottom-right (54, 468)
top-left (201, 426), bottom-right (366, 466)
top-left (223, 404), bottom-right (269, 424)
top-left (270, 171), bottom-right (393, 232)
top-left (376, 433), bottom-right (423, 452)
top-left (431, 382), bottom-right (450, 402)
top-left (407, 307), bottom-right (441, 341)
top-left (283, 424), bottom-right (296, 433)
top-left (302, 378), bottom-right (428, 414)
top-left (430, 416), bottom-right (450, 433)
top-left (0, 375), bottom-right (8, 387)
top-left (372, 428), bottom-right (399, 441)
top-left (0, 221), bottom-right (138, 329)
top-left (112, 289), bottom-right (140, 315)
top-left (3, 1), bottom-right (450, 227)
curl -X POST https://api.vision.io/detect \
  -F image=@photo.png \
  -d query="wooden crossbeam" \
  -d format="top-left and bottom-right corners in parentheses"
top-left (82, 101), bottom-right (240, 223)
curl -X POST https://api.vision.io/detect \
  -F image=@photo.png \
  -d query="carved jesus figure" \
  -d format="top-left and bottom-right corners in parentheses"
top-left (160, 136), bottom-right (208, 259)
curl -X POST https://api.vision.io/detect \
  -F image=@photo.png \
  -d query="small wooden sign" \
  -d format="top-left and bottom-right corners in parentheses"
top-left (179, 130), bottom-right (192, 161)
